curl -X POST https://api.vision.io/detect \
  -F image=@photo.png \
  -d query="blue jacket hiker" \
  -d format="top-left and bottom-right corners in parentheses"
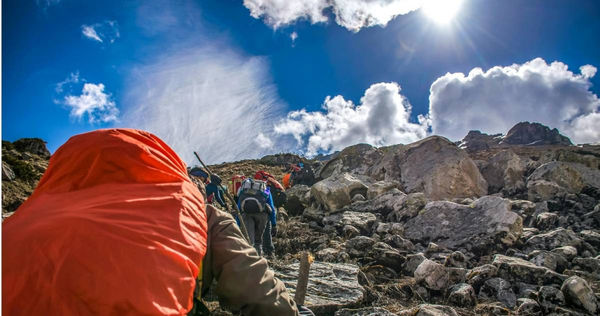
top-left (236, 179), bottom-right (277, 257)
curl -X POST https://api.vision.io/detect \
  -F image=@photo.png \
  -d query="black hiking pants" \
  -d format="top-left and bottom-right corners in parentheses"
top-left (242, 212), bottom-right (269, 256)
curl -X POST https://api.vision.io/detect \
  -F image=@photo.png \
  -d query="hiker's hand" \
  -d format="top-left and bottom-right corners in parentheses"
top-left (298, 305), bottom-right (315, 316)
top-left (271, 225), bottom-right (277, 237)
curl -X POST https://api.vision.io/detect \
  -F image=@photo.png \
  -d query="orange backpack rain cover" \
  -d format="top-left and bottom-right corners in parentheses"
top-left (2, 129), bottom-right (208, 315)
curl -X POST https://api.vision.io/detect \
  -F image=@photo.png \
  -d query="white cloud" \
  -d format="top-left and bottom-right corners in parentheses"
top-left (81, 21), bottom-right (120, 44)
top-left (63, 83), bottom-right (119, 124)
top-left (243, 0), bottom-right (424, 32)
top-left (55, 72), bottom-right (81, 93)
top-left (121, 48), bottom-right (292, 165)
top-left (274, 82), bottom-right (429, 156)
top-left (429, 58), bottom-right (600, 144)
top-left (290, 31), bottom-right (298, 45)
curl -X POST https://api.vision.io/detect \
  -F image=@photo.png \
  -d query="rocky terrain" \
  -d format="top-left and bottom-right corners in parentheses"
top-left (3, 121), bottom-right (600, 315)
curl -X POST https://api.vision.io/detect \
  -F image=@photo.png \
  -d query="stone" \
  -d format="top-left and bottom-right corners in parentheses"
top-left (382, 234), bottom-right (415, 253)
top-left (371, 242), bottom-right (405, 271)
top-left (551, 246), bottom-right (578, 261)
top-left (403, 196), bottom-right (522, 253)
top-left (560, 276), bottom-right (598, 314)
top-left (398, 304), bottom-right (459, 316)
top-left (2, 161), bottom-right (16, 181)
top-left (311, 173), bottom-right (368, 213)
top-left (493, 255), bottom-right (566, 285)
top-left (342, 225), bottom-right (360, 238)
top-left (537, 286), bottom-right (565, 314)
top-left (403, 253), bottom-right (427, 276)
top-left (447, 267), bottom-right (468, 285)
top-left (345, 236), bottom-right (376, 258)
top-left (273, 261), bottom-right (364, 315)
top-left (316, 248), bottom-right (343, 262)
top-left (466, 264), bottom-right (498, 291)
top-left (516, 298), bottom-right (542, 315)
top-left (335, 307), bottom-right (396, 316)
top-left (534, 212), bottom-right (558, 230)
top-left (318, 144), bottom-right (384, 180)
top-left (571, 258), bottom-right (600, 278)
top-left (525, 228), bottom-right (582, 252)
top-left (284, 184), bottom-right (311, 216)
top-left (480, 149), bottom-right (527, 195)
top-left (447, 283), bottom-right (476, 307)
top-left (414, 259), bottom-right (449, 291)
top-left (374, 222), bottom-right (404, 236)
top-left (579, 230), bottom-right (600, 250)
top-left (444, 251), bottom-right (468, 269)
top-left (367, 180), bottom-right (401, 200)
top-left (528, 250), bottom-right (568, 273)
top-left (478, 277), bottom-right (517, 309)
top-left (12, 138), bottom-right (51, 158)
top-left (386, 192), bottom-right (427, 222)
top-left (474, 302), bottom-right (510, 315)
top-left (527, 161), bottom-right (600, 201)
top-left (398, 136), bottom-right (488, 200)
top-left (322, 211), bottom-right (377, 234)
top-left (458, 130), bottom-right (502, 152)
top-left (352, 194), bottom-right (366, 202)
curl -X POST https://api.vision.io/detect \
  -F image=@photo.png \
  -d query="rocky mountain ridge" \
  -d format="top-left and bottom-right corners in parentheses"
top-left (2, 122), bottom-right (599, 315)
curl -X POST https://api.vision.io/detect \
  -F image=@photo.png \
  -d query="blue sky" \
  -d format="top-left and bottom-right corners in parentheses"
top-left (3, 0), bottom-right (600, 164)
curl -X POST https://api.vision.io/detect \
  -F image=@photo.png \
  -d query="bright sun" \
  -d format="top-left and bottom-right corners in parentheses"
top-left (422, 0), bottom-right (464, 24)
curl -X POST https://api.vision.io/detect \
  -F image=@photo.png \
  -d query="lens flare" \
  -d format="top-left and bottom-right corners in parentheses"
top-left (422, 0), bottom-right (464, 24)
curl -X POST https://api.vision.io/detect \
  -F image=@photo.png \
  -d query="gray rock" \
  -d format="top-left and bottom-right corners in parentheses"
top-left (2, 161), bottom-right (16, 181)
top-left (571, 257), bottom-right (600, 278)
top-left (414, 259), bottom-right (449, 291)
top-left (318, 144), bottom-right (384, 180)
top-left (342, 225), bottom-right (360, 238)
top-left (386, 192), bottom-right (427, 222)
top-left (403, 253), bottom-right (426, 276)
top-left (527, 161), bottom-right (600, 201)
top-left (335, 307), bottom-right (396, 316)
top-left (493, 255), bottom-right (566, 285)
top-left (444, 251), bottom-right (468, 269)
top-left (534, 212), bottom-right (558, 230)
top-left (323, 211), bottom-right (377, 234)
top-left (466, 264), bottom-right (498, 291)
top-left (502, 122), bottom-right (572, 146)
top-left (560, 276), bottom-right (598, 314)
top-left (284, 184), bottom-right (311, 216)
top-left (383, 234), bottom-right (415, 253)
top-left (374, 222), bottom-right (404, 236)
top-left (516, 298), bottom-right (542, 315)
top-left (478, 278), bottom-right (517, 309)
top-left (398, 304), bottom-right (459, 316)
top-left (316, 248), bottom-right (343, 262)
top-left (551, 246), bottom-right (578, 261)
top-left (525, 228), bottom-right (582, 252)
top-left (371, 242), bottom-right (405, 271)
top-left (345, 236), bottom-right (376, 258)
top-left (537, 286), bottom-right (565, 314)
top-left (398, 136), bottom-right (488, 200)
top-left (404, 196), bottom-right (522, 253)
top-left (311, 173), bottom-right (368, 213)
top-left (579, 230), bottom-right (600, 250)
top-left (352, 194), bottom-right (366, 202)
top-left (367, 180), bottom-right (401, 200)
top-left (528, 250), bottom-right (568, 273)
top-left (480, 149), bottom-right (527, 195)
top-left (474, 302), bottom-right (511, 315)
top-left (448, 283), bottom-right (476, 307)
top-left (273, 261), bottom-right (364, 314)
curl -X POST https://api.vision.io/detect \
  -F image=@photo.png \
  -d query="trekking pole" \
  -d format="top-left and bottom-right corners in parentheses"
top-left (193, 152), bottom-right (251, 243)
top-left (294, 251), bottom-right (313, 306)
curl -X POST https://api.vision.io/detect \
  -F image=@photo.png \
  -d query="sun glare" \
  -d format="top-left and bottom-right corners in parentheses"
top-left (422, 0), bottom-right (464, 24)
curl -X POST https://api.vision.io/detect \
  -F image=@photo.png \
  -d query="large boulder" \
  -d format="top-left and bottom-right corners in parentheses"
top-left (12, 138), bottom-right (51, 158)
top-left (502, 121), bottom-right (572, 146)
top-left (311, 173), bottom-right (368, 213)
top-left (527, 161), bottom-right (600, 201)
top-left (479, 150), bottom-right (527, 196)
top-left (2, 161), bottom-right (15, 181)
top-left (273, 261), bottom-right (364, 315)
top-left (284, 184), bottom-right (311, 216)
top-left (398, 136), bottom-right (488, 200)
top-left (318, 144), bottom-right (384, 180)
top-left (525, 228), bottom-right (582, 252)
top-left (403, 196), bottom-right (522, 253)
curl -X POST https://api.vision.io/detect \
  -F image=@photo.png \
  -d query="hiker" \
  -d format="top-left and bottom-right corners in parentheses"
top-left (190, 167), bottom-right (227, 209)
top-left (237, 178), bottom-right (277, 256)
top-left (253, 171), bottom-right (286, 257)
top-left (2, 129), bottom-right (305, 316)
top-left (291, 162), bottom-right (315, 186)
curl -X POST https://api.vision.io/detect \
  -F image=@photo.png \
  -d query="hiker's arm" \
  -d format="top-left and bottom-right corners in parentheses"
top-left (267, 194), bottom-right (277, 226)
top-left (204, 205), bottom-right (298, 316)
top-left (216, 189), bottom-right (227, 208)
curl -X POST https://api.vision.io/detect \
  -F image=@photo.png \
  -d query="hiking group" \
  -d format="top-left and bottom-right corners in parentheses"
top-left (2, 129), bottom-right (314, 316)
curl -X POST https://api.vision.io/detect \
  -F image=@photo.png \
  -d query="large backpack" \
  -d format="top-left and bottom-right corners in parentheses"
top-left (238, 179), bottom-right (269, 213)
top-left (230, 175), bottom-right (246, 198)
